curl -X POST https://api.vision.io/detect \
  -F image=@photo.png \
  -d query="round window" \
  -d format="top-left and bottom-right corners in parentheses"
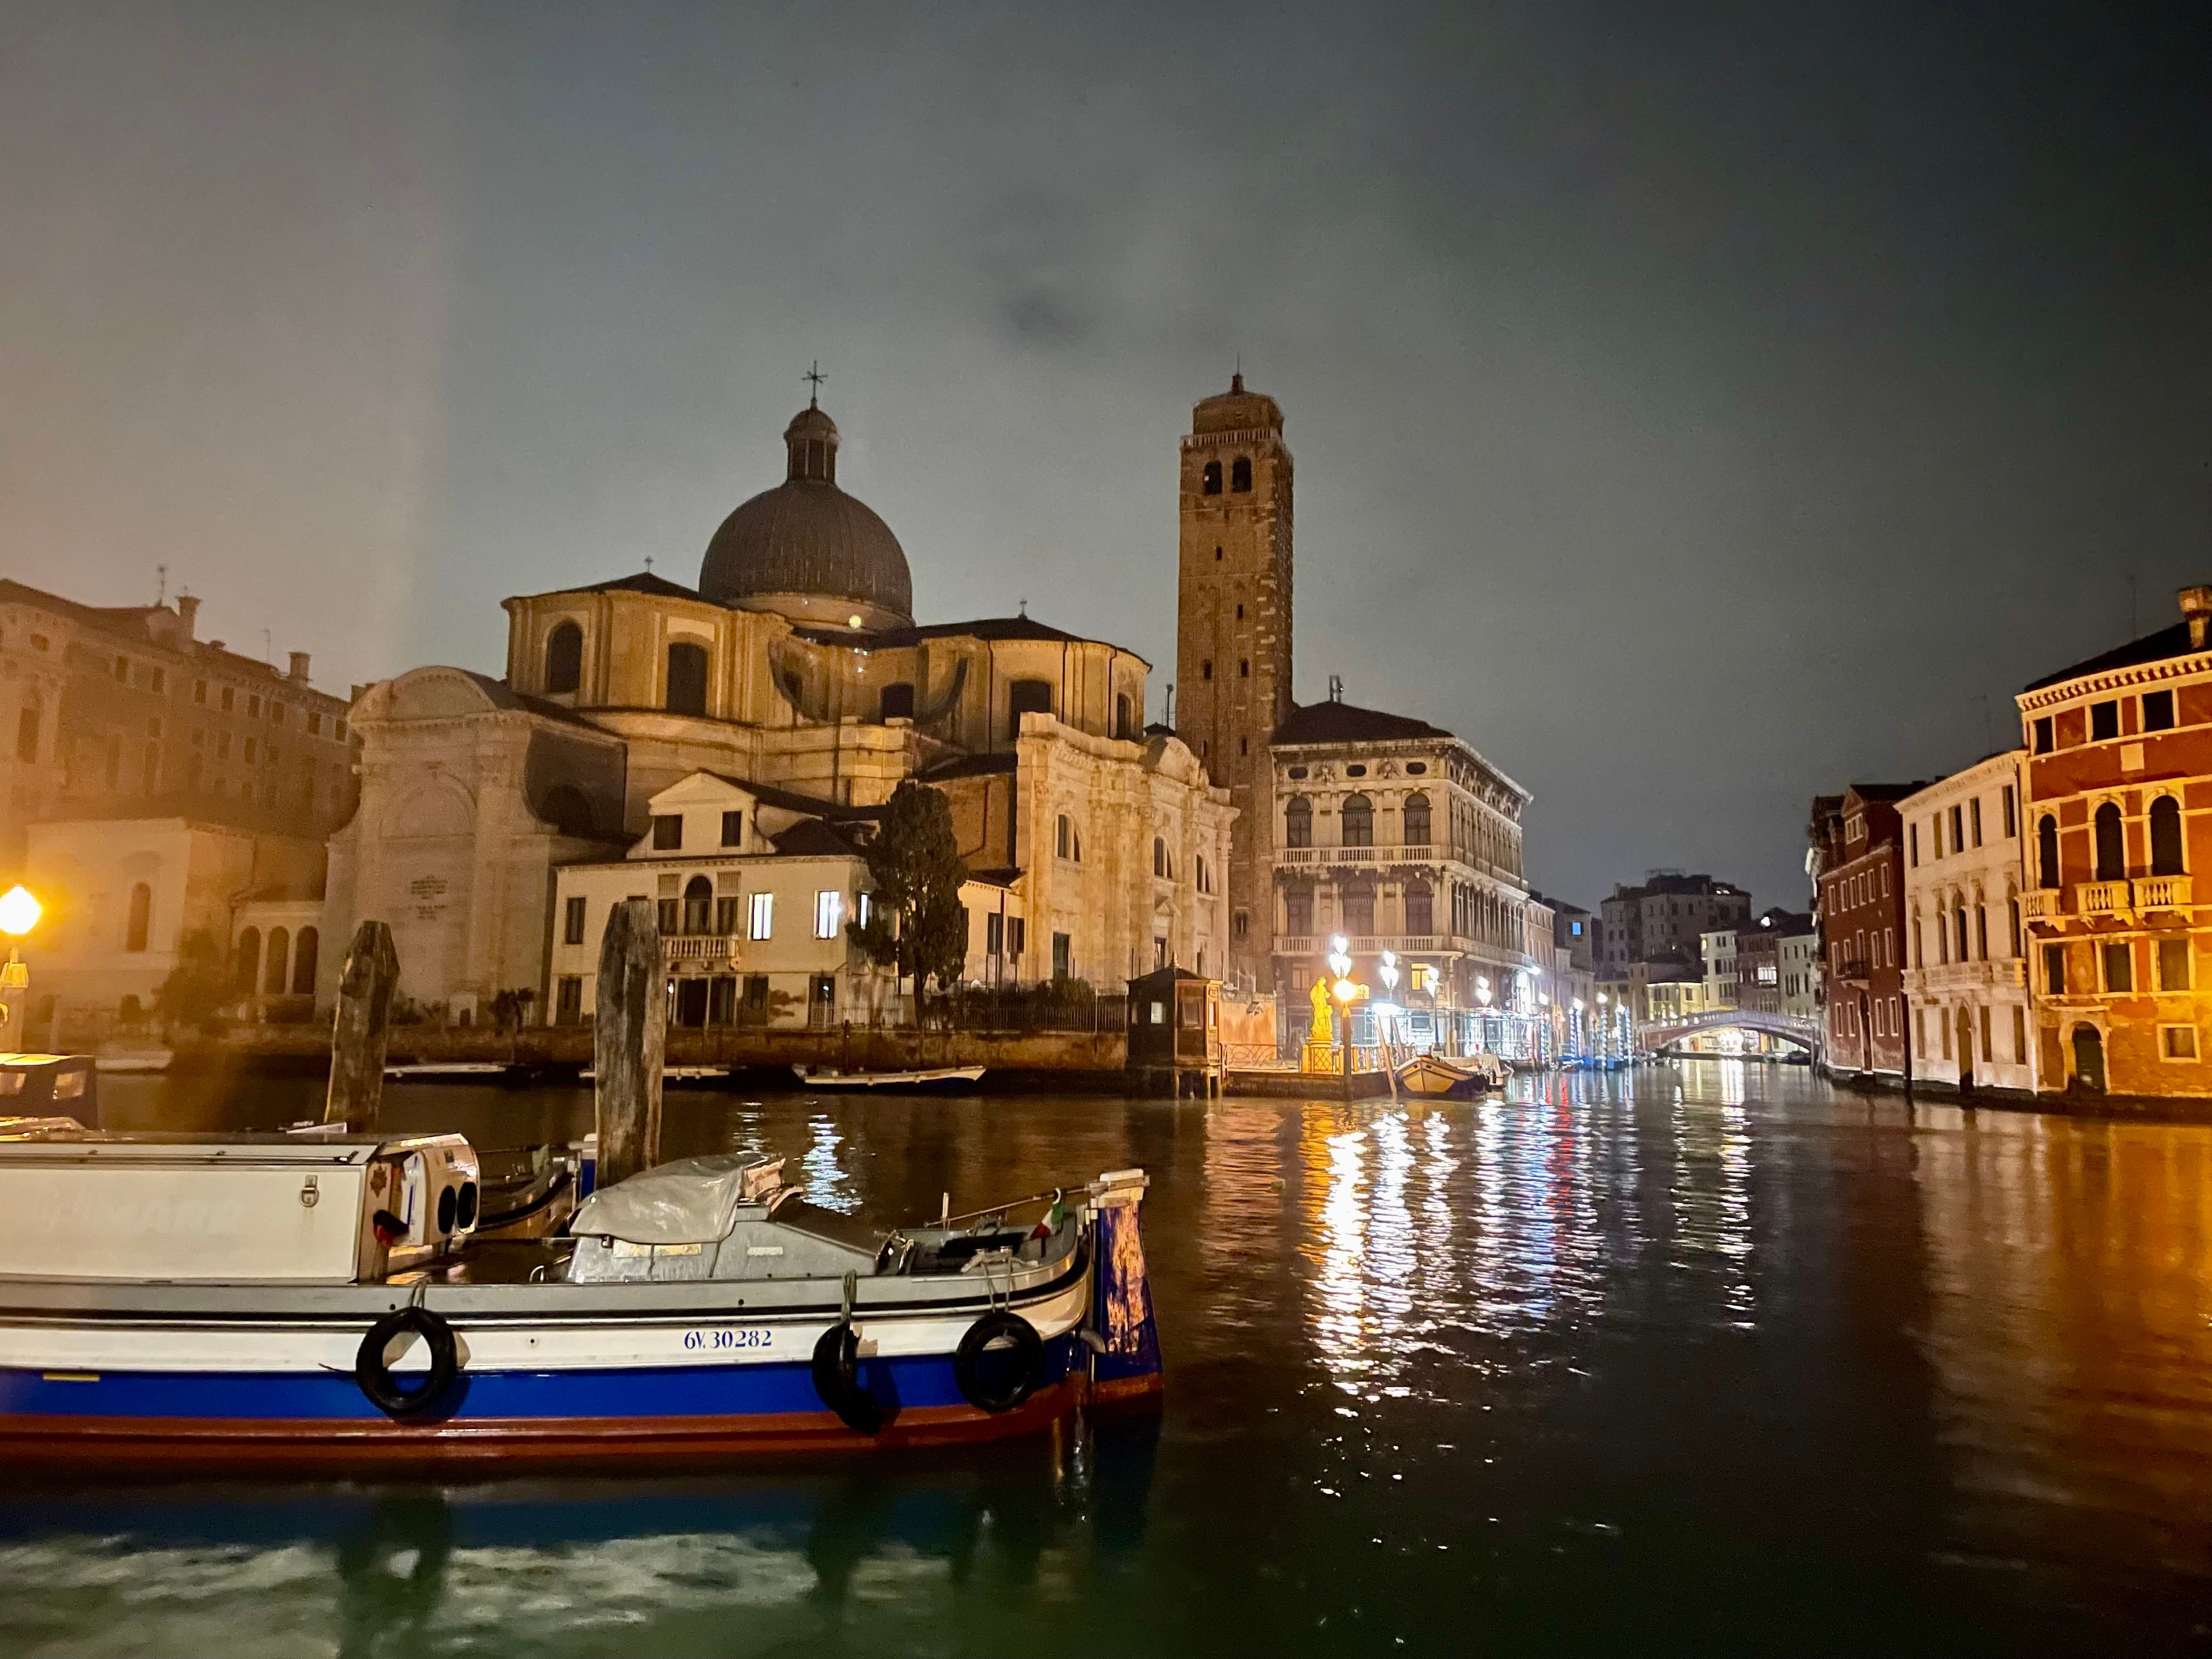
top-left (1346, 764), bottom-right (1367, 778)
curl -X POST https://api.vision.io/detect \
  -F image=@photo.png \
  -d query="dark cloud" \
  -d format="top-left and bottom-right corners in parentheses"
top-left (3, 1), bottom-right (2207, 907)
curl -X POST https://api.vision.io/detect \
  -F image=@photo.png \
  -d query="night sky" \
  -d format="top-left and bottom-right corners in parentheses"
top-left (4, 3), bottom-right (2207, 910)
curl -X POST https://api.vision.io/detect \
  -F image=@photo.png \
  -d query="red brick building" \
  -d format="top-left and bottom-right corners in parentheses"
top-left (1810, 785), bottom-right (1923, 1076)
top-left (2018, 585), bottom-right (2212, 1099)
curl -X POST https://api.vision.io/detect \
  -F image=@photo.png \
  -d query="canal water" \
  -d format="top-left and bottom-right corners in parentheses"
top-left (3, 1063), bottom-right (2209, 1656)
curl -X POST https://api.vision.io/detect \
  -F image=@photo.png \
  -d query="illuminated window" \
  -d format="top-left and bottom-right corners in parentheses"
top-left (749, 893), bottom-right (774, 940)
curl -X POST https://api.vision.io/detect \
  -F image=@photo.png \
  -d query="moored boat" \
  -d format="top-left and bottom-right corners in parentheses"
top-left (1396, 1052), bottom-right (1510, 1098)
top-left (799, 1065), bottom-right (986, 1092)
top-left (0, 1133), bottom-right (1159, 1466)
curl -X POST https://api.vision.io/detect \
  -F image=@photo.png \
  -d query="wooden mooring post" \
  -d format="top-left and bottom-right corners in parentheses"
top-left (594, 896), bottom-right (665, 1189)
top-left (323, 921), bottom-right (399, 1128)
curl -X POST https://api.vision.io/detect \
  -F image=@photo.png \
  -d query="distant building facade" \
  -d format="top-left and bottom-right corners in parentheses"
top-left (1900, 752), bottom-right (2038, 1094)
top-left (2018, 586), bottom-right (2211, 1099)
top-left (1599, 872), bottom-right (1752, 975)
top-left (1810, 785), bottom-right (1921, 1076)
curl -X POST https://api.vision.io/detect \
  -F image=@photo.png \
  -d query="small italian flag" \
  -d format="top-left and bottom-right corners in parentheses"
top-left (1031, 1193), bottom-right (1064, 1239)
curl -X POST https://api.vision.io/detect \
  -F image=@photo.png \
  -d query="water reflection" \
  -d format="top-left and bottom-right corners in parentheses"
top-left (2, 1414), bottom-right (1162, 1658)
top-left (25, 1072), bottom-right (2212, 1652)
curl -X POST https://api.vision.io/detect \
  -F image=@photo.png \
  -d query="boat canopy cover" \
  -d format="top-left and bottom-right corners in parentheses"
top-left (569, 1155), bottom-right (785, 1246)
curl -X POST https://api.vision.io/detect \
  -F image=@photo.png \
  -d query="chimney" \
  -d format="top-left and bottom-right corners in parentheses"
top-left (288, 650), bottom-right (311, 683)
top-left (177, 594), bottom-right (200, 638)
top-left (2182, 586), bottom-right (2212, 652)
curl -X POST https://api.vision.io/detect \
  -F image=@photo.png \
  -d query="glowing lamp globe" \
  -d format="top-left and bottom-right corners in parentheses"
top-left (1332, 978), bottom-right (1358, 1006)
top-left (0, 886), bottom-right (41, 938)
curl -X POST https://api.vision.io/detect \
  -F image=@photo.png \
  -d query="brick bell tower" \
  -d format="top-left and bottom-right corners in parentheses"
top-left (1175, 373), bottom-right (1293, 991)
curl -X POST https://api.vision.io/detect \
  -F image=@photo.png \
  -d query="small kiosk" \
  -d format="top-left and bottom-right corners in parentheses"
top-left (1124, 966), bottom-right (1222, 1099)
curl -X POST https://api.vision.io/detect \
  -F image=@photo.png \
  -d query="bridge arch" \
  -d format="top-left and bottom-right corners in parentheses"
top-left (1638, 1008), bottom-right (1822, 1056)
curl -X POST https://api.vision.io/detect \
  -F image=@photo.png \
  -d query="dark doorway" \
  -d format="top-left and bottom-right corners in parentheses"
top-left (674, 977), bottom-right (710, 1028)
top-left (1956, 1007), bottom-right (1974, 1094)
top-left (2070, 1024), bottom-right (2106, 1093)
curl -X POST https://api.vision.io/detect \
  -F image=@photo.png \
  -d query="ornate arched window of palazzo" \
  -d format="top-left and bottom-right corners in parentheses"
top-left (1341, 794), bottom-right (1373, 848)
top-left (1402, 792), bottom-right (1431, 847)
top-left (2092, 802), bottom-right (2125, 881)
top-left (2037, 815), bottom-right (2060, 889)
top-left (2151, 794), bottom-right (2185, 875)
top-left (1284, 796), bottom-right (1311, 848)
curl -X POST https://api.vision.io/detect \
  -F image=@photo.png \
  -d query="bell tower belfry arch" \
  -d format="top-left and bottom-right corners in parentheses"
top-left (1175, 373), bottom-right (1293, 991)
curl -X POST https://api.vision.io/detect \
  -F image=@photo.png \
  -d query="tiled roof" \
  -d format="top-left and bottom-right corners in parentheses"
top-left (1272, 700), bottom-right (1454, 746)
top-left (2023, 619), bottom-right (2193, 692)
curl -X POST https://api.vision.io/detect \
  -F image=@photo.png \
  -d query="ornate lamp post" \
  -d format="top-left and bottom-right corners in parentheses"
top-left (1596, 991), bottom-right (1611, 1063)
top-left (1327, 936), bottom-right (1358, 1084)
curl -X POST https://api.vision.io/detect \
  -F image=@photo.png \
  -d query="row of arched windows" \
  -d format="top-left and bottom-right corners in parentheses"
top-left (1914, 890), bottom-right (2022, 967)
top-left (1283, 876), bottom-right (1511, 946)
top-left (234, 926), bottom-right (320, 997)
top-left (544, 622), bottom-right (710, 717)
top-left (1282, 792), bottom-right (1431, 850)
top-left (2035, 797), bottom-right (2183, 888)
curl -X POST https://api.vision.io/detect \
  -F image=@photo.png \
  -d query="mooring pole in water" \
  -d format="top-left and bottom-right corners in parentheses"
top-left (594, 896), bottom-right (665, 1189)
top-left (324, 920), bottom-right (399, 1128)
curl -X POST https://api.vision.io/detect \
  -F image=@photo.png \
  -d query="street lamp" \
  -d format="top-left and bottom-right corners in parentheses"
top-left (1596, 992), bottom-right (1610, 1063)
top-left (1376, 949), bottom-right (1399, 1051)
top-left (0, 885), bottom-right (42, 1049)
top-left (1327, 936), bottom-right (1358, 1083)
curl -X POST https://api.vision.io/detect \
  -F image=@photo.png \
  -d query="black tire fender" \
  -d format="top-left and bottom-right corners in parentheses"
top-left (355, 1305), bottom-right (461, 1421)
top-left (810, 1321), bottom-right (883, 1435)
top-left (953, 1310), bottom-right (1045, 1414)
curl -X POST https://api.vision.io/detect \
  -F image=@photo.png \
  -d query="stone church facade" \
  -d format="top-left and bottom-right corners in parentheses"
top-left (323, 398), bottom-right (1232, 1023)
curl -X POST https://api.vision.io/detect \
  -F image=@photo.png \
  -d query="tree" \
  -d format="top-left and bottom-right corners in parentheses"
top-left (154, 929), bottom-right (232, 1034)
top-left (847, 780), bottom-right (970, 1002)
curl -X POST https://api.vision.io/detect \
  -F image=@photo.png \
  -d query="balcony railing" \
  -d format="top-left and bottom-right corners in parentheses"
top-left (1276, 843), bottom-right (1441, 867)
top-left (1276, 934), bottom-right (1453, 957)
top-left (2079, 881), bottom-right (2132, 918)
top-left (2018, 889), bottom-right (2063, 922)
top-left (665, 935), bottom-right (741, 963)
top-left (2137, 874), bottom-right (2193, 912)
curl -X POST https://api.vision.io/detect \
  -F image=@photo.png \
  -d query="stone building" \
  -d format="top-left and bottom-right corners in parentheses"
top-left (0, 579), bottom-right (356, 1033)
top-left (1900, 752), bottom-right (2038, 1094)
top-left (2018, 585), bottom-right (2210, 1098)
top-left (1598, 872), bottom-right (1752, 975)
top-left (0, 580), bottom-right (357, 874)
top-left (323, 397), bottom-right (1232, 1020)
top-left (1266, 695), bottom-right (1545, 1057)
top-left (1810, 784), bottom-right (1922, 1076)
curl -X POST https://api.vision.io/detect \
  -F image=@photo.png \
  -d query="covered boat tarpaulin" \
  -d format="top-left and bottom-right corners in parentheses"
top-left (568, 1155), bottom-right (784, 1246)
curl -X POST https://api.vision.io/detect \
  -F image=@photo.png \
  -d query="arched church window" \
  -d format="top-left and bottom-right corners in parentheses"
top-left (1153, 837), bottom-right (1166, 878)
top-left (1342, 794), bottom-right (1373, 848)
top-left (1202, 461), bottom-right (1222, 496)
top-left (1231, 456), bottom-right (1252, 492)
top-left (2092, 802), bottom-right (2124, 881)
top-left (666, 641), bottom-right (709, 717)
top-left (1284, 796), bottom-right (1311, 848)
top-left (292, 927), bottom-right (319, 995)
top-left (683, 876), bottom-right (713, 936)
top-left (545, 622), bottom-right (583, 694)
top-left (1056, 815), bottom-right (1071, 860)
top-left (2151, 795), bottom-right (2184, 875)
top-left (1115, 693), bottom-right (1132, 740)
top-left (1403, 792), bottom-right (1431, 847)
top-left (125, 883), bottom-right (151, 953)
top-left (2036, 815), bottom-right (2059, 889)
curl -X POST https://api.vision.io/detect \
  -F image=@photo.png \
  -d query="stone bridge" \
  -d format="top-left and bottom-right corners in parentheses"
top-left (1638, 1008), bottom-right (1822, 1056)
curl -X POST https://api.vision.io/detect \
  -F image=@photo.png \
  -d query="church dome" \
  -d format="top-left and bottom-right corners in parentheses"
top-left (699, 403), bottom-right (915, 630)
